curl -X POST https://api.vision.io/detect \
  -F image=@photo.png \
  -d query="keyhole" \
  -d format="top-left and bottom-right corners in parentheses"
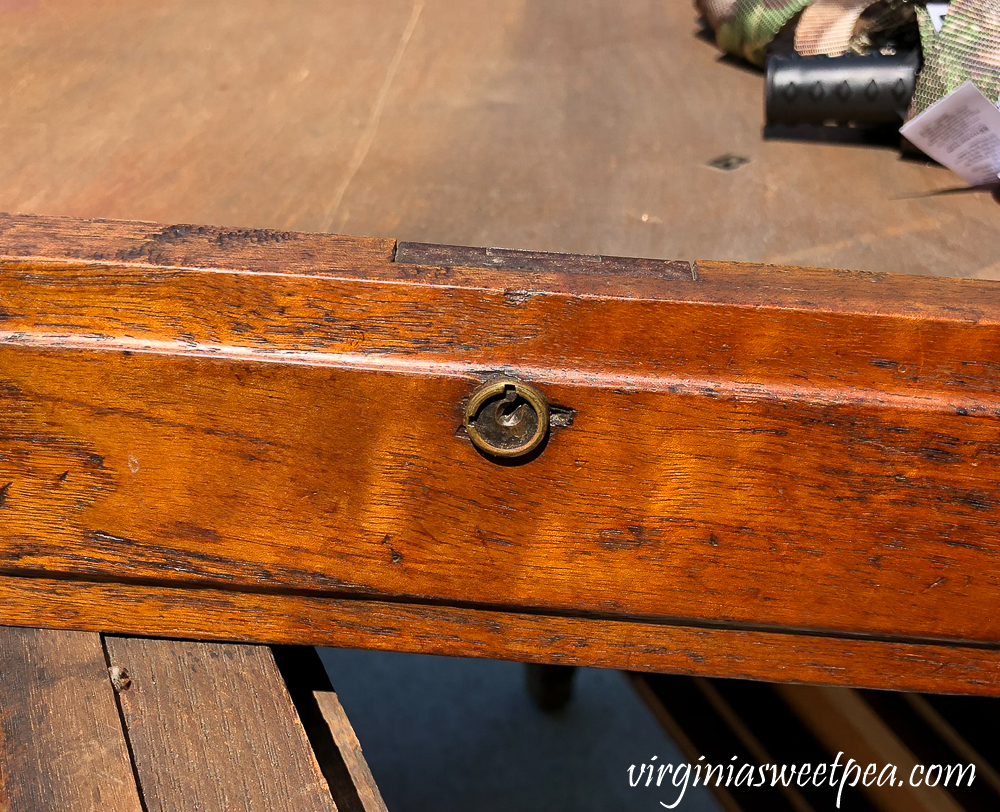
top-left (497, 386), bottom-right (527, 427)
top-left (463, 378), bottom-right (550, 460)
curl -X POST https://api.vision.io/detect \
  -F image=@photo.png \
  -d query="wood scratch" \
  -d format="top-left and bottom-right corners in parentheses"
top-left (321, 0), bottom-right (424, 233)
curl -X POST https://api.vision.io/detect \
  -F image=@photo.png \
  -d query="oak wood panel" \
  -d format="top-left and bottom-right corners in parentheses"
top-left (5, 259), bottom-right (1000, 639)
top-left (0, 627), bottom-right (145, 812)
top-left (7, 341), bottom-right (1000, 644)
top-left (2, 575), bottom-right (1000, 696)
top-left (103, 636), bottom-right (338, 812)
top-left (5, 214), bottom-right (1000, 693)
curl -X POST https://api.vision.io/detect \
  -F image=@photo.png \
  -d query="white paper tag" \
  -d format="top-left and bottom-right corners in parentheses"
top-left (927, 2), bottom-right (949, 32)
top-left (900, 81), bottom-right (1000, 186)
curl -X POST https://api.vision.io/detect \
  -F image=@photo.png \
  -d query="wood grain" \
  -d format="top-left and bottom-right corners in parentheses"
top-left (0, 627), bottom-right (144, 812)
top-left (0, 0), bottom-right (995, 277)
top-left (777, 685), bottom-right (965, 812)
top-left (0, 212), bottom-right (395, 274)
top-left (273, 646), bottom-right (389, 812)
top-left (2, 575), bottom-right (1000, 696)
top-left (312, 691), bottom-right (389, 812)
top-left (5, 214), bottom-right (1000, 693)
top-left (395, 241), bottom-right (695, 279)
top-left (103, 636), bottom-right (338, 812)
top-left (631, 673), bottom-right (1000, 812)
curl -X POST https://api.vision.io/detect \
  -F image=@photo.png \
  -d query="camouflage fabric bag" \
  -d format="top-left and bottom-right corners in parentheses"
top-left (707, 0), bottom-right (812, 66)
top-left (697, 0), bottom-right (1000, 113)
top-left (909, 0), bottom-right (1000, 116)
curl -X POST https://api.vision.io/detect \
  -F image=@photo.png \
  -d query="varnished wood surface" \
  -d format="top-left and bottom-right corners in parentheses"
top-left (4, 212), bottom-right (1000, 694)
top-left (103, 637), bottom-right (339, 812)
top-left (7, 342), bottom-right (1000, 644)
top-left (0, 0), bottom-right (996, 277)
top-left (3, 574), bottom-right (1000, 695)
top-left (0, 627), bottom-right (145, 812)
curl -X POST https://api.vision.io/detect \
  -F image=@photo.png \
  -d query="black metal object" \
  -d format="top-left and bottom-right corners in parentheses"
top-left (766, 52), bottom-right (919, 126)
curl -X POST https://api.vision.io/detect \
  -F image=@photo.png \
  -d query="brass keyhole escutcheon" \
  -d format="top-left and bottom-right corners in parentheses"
top-left (464, 379), bottom-right (549, 459)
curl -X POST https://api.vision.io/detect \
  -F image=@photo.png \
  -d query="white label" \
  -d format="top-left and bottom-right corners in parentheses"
top-left (927, 2), bottom-right (949, 32)
top-left (900, 81), bottom-right (1000, 186)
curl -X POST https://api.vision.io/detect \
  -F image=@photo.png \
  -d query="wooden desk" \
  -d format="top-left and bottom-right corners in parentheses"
top-left (0, 0), bottom-right (995, 278)
top-left (1, 2), bottom-right (998, 808)
top-left (3, 212), bottom-right (1000, 698)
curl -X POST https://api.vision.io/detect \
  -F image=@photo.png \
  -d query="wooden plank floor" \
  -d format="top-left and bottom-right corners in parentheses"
top-left (0, 0), bottom-right (995, 278)
top-left (103, 637), bottom-right (338, 812)
top-left (0, 628), bottom-right (145, 812)
top-left (0, 628), bottom-right (389, 811)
